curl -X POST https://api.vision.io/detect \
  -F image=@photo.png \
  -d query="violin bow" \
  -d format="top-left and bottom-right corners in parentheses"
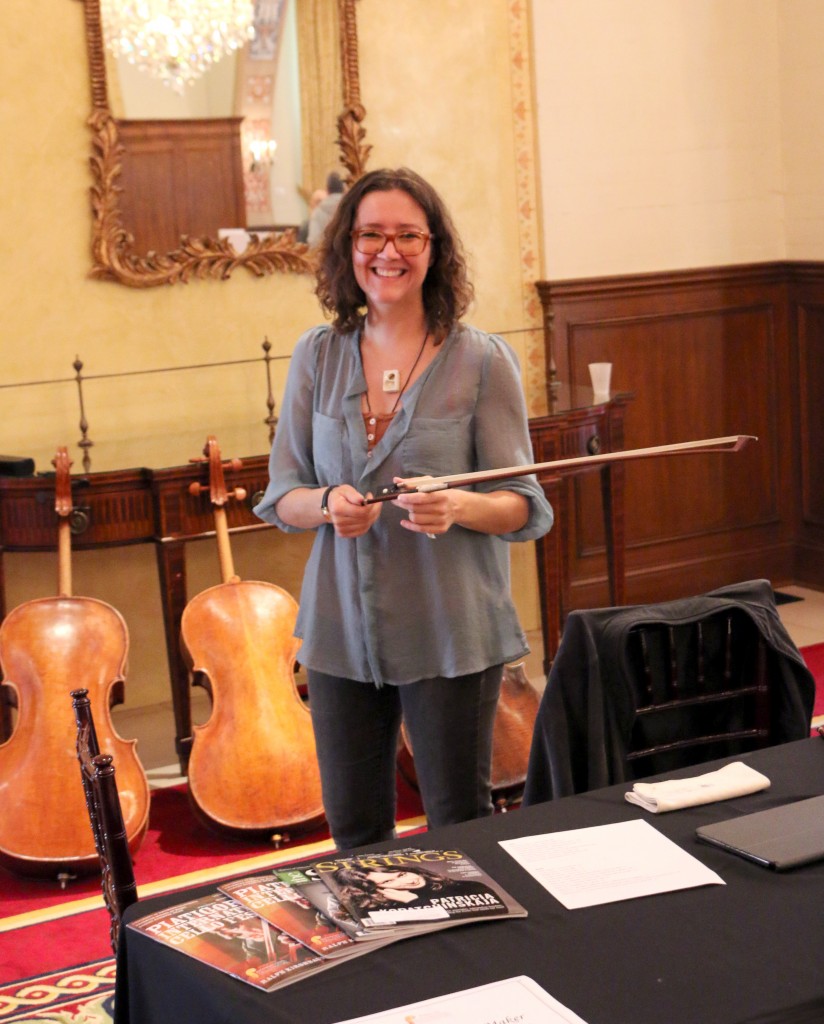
top-left (362, 434), bottom-right (757, 504)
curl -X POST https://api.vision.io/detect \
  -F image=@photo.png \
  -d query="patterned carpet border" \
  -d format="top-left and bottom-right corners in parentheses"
top-left (0, 960), bottom-right (115, 1023)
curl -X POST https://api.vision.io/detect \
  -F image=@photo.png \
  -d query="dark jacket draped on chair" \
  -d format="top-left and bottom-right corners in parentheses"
top-left (522, 579), bottom-right (815, 805)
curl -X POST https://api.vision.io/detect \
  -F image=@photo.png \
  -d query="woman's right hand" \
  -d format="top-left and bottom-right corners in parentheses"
top-left (275, 484), bottom-right (381, 535)
top-left (325, 483), bottom-right (382, 538)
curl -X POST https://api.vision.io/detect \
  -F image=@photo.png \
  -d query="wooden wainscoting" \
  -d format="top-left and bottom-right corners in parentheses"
top-left (792, 264), bottom-right (824, 581)
top-left (536, 262), bottom-right (824, 609)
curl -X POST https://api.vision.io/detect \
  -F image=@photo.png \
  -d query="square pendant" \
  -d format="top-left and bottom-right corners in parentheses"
top-left (382, 369), bottom-right (401, 393)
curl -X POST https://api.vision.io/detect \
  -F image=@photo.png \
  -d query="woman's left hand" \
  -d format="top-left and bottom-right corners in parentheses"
top-left (392, 477), bottom-right (530, 537)
top-left (393, 486), bottom-right (458, 537)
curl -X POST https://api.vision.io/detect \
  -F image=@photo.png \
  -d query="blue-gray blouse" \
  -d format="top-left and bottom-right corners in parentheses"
top-left (253, 323), bottom-right (554, 685)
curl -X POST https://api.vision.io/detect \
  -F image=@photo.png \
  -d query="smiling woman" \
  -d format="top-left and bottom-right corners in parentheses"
top-left (350, 191), bottom-right (435, 326)
top-left (252, 167), bottom-right (553, 853)
top-left (78, 0), bottom-right (371, 287)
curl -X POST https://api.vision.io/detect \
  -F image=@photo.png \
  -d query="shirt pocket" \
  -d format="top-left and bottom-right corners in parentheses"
top-left (312, 411), bottom-right (349, 483)
top-left (400, 415), bottom-right (473, 476)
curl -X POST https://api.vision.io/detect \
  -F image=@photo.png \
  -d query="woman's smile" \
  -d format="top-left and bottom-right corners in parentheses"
top-left (352, 190), bottom-right (431, 308)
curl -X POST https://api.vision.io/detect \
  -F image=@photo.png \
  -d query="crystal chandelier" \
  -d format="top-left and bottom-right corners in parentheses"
top-left (100, 0), bottom-right (255, 93)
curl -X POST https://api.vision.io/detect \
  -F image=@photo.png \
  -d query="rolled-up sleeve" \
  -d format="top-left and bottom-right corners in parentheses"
top-left (253, 328), bottom-right (322, 532)
top-left (473, 335), bottom-right (554, 543)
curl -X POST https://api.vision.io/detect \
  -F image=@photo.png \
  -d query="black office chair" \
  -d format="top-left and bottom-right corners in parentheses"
top-left (523, 579), bottom-right (815, 804)
top-left (71, 688), bottom-right (139, 953)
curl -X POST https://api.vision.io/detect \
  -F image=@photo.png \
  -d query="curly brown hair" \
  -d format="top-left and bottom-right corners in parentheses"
top-left (314, 167), bottom-right (474, 337)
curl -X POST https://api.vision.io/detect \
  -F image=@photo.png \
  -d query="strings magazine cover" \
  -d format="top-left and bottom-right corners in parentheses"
top-left (126, 850), bottom-right (528, 994)
top-left (312, 847), bottom-right (528, 928)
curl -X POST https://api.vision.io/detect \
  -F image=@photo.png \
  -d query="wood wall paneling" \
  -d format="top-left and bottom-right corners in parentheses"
top-left (796, 302), bottom-right (824, 528)
top-left (537, 263), bottom-right (824, 609)
top-left (789, 268), bottom-right (824, 583)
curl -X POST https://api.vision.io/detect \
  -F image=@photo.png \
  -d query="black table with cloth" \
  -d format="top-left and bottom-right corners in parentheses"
top-left (114, 738), bottom-right (824, 1024)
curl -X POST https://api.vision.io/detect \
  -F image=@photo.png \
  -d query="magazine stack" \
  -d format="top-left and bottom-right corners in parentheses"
top-left (128, 847), bottom-right (527, 992)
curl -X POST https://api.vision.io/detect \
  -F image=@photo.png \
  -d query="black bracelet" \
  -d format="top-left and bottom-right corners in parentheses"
top-left (320, 485), bottom-right (338, 520)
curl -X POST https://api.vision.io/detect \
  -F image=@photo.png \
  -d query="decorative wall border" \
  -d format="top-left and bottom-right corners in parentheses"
top-left (506, 0), bottom-right (546, 414)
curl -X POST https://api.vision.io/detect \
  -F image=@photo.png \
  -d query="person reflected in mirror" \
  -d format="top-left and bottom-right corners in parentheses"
top-left (254, 167), bottom-right (553, 851)
top-left (307, 171), bottom-right (346, 246)
top-left (298, 187), bottom-right (329, 244)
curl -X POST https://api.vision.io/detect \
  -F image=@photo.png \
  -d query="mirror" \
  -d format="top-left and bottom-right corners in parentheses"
top-left (80, 0), bottom-right (371, 287)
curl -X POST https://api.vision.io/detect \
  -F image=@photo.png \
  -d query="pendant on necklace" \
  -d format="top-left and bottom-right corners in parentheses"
top-left (382, 369), bottom-right (400, 393)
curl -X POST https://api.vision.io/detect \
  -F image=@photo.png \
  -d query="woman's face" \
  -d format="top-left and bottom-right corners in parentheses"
top-left (351, 188), bottom-right (432, 315)
top-left (366, 869), bottom-right (428, 890)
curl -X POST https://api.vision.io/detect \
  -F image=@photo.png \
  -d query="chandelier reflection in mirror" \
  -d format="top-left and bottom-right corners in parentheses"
top-left (100, 0), bottom-right (256, 92)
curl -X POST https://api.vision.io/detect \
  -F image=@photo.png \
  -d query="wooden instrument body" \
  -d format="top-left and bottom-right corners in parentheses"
top-left (181, 436), bottom-right (324, 837)
top-left (487, 662), bottom-right (541, 795)
top-left (182, 579), bottom-right (324, 834)
top-left (0, 596), bottom-right (149, 877)
top-left (397, 662), bottom-right (540, 807)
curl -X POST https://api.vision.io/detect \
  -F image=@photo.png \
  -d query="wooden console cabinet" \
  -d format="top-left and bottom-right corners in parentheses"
top-left (528, 388), bottom-right (632, 670)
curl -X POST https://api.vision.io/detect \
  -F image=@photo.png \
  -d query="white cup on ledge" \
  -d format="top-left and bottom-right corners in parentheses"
top-left (588, 362), bottom-right (612, 398)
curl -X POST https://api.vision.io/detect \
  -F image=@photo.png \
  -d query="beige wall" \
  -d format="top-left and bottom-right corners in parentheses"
top-left (532, 0), bottom-right (810, 278)
top-left (779, 0), bottom-right (824, 258)
top-left (359, 0), bottom-right (534, 330)
top-left (0, 0), bottom-right (542, 711)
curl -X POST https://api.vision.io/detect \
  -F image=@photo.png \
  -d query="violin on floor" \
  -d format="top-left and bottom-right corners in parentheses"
top-left (181, 436), bottom-right (324, 838)
top-left (0, 448), bottom-right (149, 879)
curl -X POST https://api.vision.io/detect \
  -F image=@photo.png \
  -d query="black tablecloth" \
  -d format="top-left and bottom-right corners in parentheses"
top-left (115, 738), bottom-right (824, 1024)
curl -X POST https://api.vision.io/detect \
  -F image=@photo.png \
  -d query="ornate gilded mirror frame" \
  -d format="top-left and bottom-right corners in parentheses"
top-left (79, 0), bottom-right (371, 287)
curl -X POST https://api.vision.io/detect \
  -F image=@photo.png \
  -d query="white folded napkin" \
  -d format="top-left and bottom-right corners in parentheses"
top-left (624, 761), bottom-right (771, 814)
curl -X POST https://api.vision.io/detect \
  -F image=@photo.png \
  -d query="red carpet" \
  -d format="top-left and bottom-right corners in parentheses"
top-left (0, 912), bottom-right (116, 992)
top-left (804, 642), bottom-right (824, 722)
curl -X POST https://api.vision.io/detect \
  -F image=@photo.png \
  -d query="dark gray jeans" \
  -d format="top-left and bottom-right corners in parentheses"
top-left (306, 666), bottom-right (503, 851)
